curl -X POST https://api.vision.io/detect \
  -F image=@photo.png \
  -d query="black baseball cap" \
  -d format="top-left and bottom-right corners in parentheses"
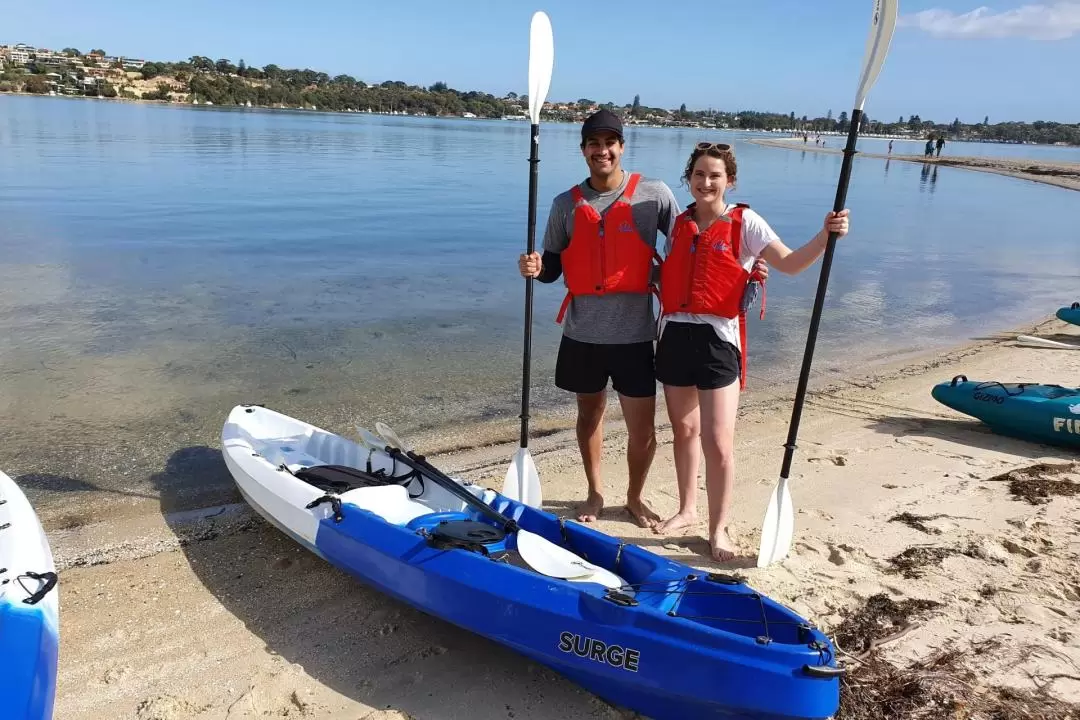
top-left (581, 109), bottom-right (623, 142)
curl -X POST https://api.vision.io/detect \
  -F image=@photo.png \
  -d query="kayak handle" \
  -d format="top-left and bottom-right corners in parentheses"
top-left (803, 663), bottom-right (846, 679)
top-left (950, 374), bottom-right (967, 386)
top-left (1072, 302), bottom-right (1079, 310)
top-left (21, 571), bottom-right (58, 605)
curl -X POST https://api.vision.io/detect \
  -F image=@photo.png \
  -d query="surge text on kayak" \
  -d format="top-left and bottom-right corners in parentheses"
top-left (558, 631), bottom-right (641, 672)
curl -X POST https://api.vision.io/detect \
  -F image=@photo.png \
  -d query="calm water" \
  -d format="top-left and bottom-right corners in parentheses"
top-left (2, 95), bottom-right (1079, 511)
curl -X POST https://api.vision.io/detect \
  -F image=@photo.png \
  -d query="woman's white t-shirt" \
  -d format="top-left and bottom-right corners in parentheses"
top-left (659, 205), bottom-right (780, 350)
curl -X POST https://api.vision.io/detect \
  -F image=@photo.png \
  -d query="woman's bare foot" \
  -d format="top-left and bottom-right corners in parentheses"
top-left (654, 510), bottom-right (697, 535)
top-left (710, 526), bottom-right (736, 562)
top-left (576, 492), bottom-right (604, 523)
top-left (624, 498), bottom-right (661, 529)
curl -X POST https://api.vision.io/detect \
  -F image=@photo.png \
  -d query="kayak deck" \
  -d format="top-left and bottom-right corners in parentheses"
top-left (224, 405), bottom-right (842, 720)
top-left (241, 418), bottom-right (813, 642)
top-left (931, 376), bottom-right (1080, 448)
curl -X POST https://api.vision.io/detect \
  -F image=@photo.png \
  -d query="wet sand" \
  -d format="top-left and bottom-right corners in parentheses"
top-left (750, 137), bottom-right (1080, 193)
top-left (39, 313), bottom-right (1080, 719)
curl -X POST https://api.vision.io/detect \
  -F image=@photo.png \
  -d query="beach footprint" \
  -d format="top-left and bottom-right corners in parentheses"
top-left (135, 695), bottom-right (207, 720)
top-left (361, 710), bottom-right (417, 720)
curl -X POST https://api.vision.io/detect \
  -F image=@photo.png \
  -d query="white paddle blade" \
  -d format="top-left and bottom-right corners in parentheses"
top-left (567, 564), bottom-right (626, 591)
top-left (1016, 335), bottom-right (1080, 350)
top-left (527, 11), bottom-right (554, 124)
top-left (853, 0), bottom-right (898, 110)
top-left (517, 529), bottom-right (624, 589)
top-left (756, 477), bottom-right (794, 568)
top-left (503, 446), bottom-right (543, 508)
top-left (355, 425), bottom-right (387, 451)
top-left (375, 421), bottom-right (412, 451)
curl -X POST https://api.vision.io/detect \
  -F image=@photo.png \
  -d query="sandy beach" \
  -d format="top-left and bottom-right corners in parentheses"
top-left (750, 137), bottom-right (1080, 193)
top-left (38, 312), bottom-right (1080, 719)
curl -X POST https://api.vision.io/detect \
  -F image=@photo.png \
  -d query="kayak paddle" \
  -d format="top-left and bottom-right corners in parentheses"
top-left (756, 0), bottom-right (898, 569)
top-left (503, 10), bottom-right (553, 510)
top-left (356, 424), bottom-right (623, 588)
top-left (1015, 335), bottom-right (1080, 350)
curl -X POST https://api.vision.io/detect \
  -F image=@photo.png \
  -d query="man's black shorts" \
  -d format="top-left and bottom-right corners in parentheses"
top-left (655, 321), bottom-right (741, 390)
top-left (554, 336), bottom-right (656, 398)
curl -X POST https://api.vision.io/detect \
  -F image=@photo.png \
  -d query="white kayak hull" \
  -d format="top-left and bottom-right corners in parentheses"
top-left (0, 470), bottom-right (60, 720)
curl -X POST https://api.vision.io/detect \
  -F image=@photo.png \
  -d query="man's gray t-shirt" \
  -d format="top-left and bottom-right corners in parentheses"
top-left (543, 172), bottom-right (680, 344)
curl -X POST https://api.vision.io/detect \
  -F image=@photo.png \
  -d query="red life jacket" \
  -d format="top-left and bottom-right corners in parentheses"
top-left (659, 203), bottom-right (767, 388)
top-left (556, 173), bottom-right (662, 323)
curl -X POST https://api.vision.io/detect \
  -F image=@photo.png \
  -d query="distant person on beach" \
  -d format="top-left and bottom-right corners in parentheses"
top-left (651, 141), bottom-right (849, 561)
top-left (936, 136), bottom-right (945, 157)
top-left (888, 140), bottom-right (893, 154)
top-left (925, 138), bottom-right (935, 157)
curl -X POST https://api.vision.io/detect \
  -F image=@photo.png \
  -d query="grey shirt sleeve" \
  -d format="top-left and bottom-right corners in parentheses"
top-left (656, 182), bottom-right (681, 257)
top-left (658, 182), bottom-right (680, 240)
top-left (542, 192), bottom-right (574, 254)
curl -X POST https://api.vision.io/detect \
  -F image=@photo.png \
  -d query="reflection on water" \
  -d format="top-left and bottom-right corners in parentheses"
top-left (2, 96), bottom-right (1080, 510)
top-left (919, 163), bottom-right (939, 193)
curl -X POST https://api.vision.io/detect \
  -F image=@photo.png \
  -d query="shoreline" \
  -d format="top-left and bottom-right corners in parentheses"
top-left (45, 312), bottom-right (1080, 718)
top-left (749, 137), bottom-right (1080, 193)
top-left (6, 93), bottom-right (1080, 155)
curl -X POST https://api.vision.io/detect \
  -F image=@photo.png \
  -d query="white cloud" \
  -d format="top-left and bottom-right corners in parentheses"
top-left (899, 2), bottom-right (1080, 39)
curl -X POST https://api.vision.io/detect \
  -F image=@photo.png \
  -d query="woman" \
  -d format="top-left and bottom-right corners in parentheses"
top-left (653, 141), bottom-right (850, 561)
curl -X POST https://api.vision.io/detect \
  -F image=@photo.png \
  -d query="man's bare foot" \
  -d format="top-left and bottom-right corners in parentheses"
top-left (653, 510), bottom-right (697, 535)
top-left (624, 498), bottom-right (661, 529)
top-left (576, 493), bottom-right (604, 523)
top-left (710, 527), bottom-right (736, 562)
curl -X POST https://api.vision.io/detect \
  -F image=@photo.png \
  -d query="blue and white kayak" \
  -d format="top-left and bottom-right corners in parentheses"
top-left (222, 404), bottom-right (842, 720)
top-left (0, 470), bottom-right (60, 720)
top-left (932, 375), bottom-right (1080, 449)
top-left (1057, 303), bottom-right (1080, 327)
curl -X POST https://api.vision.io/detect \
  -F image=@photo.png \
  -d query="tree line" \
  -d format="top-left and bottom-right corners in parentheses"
top-left (3, 48), bottom-right (1077, 145)
top-left (139, 58), bottom-right (517, 117)
top-left (623, 95), bottom-right (1079, 145)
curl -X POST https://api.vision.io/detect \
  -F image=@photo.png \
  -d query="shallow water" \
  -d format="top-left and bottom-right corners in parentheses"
top-left (2, 95), bottom-right (1079, 513)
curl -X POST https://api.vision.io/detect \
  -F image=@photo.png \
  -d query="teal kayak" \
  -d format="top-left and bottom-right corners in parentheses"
top-left (931, 376), bottom-right (1080, 449)
top-left (1057, 303), bottom-right (1080, 327)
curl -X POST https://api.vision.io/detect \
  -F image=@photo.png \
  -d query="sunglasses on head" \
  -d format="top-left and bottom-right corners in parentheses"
top-left (695, 142), bottom-right (732, 152)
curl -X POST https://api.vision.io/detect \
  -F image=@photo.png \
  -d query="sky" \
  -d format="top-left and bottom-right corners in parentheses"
top-left (3, 0), bottom-right (1078, 123)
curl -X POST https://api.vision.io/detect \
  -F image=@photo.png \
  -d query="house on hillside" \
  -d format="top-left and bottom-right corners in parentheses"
top-left (8, 44), bottom-right (33, 65)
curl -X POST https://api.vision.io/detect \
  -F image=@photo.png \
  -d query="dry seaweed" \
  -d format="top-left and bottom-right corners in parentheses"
top-left (832, 593), bottom-right (942, 659)
top-left (837, 639), bottom-right (1080, 720)
top-left (985, 463), bottom-right (1080, 505)
top-left (885, 546), bottom-right (959, 578)
top-left (888, 512), bottom-right (949, 535)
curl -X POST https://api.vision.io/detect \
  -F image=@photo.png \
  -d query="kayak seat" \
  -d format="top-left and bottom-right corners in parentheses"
top-left (405, 511), bottom-right (472, 532)
top-left (338, 485), bottom-right (433, 526)
top-left (259, 436), bottom-right (322, 472)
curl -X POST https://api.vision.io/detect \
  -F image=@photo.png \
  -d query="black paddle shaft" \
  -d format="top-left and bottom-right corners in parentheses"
top-left (778, 108), bottom-right (863, 479)
top-left (519, 122), bottom-right (541, 448)
top-left (382, 444), bottom-right (520, 533)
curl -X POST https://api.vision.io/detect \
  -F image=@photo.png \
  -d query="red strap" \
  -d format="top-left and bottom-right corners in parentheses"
top-left (738, 314), bottom-right (748, 390)
top-left (570, 185), bottom-right (585, 204)
top-left (556, 292), bottom-right (573, 324)
top-left (750, 274), bottom-right (767, 320)
top-left (622, 172), bottom-right (642, 202)
top-left (729, 205), bottom-right (745, 261)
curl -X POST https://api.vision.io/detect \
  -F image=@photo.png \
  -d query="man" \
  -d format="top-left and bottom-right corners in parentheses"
top-left (517, 109), bottom-right (675, 528)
